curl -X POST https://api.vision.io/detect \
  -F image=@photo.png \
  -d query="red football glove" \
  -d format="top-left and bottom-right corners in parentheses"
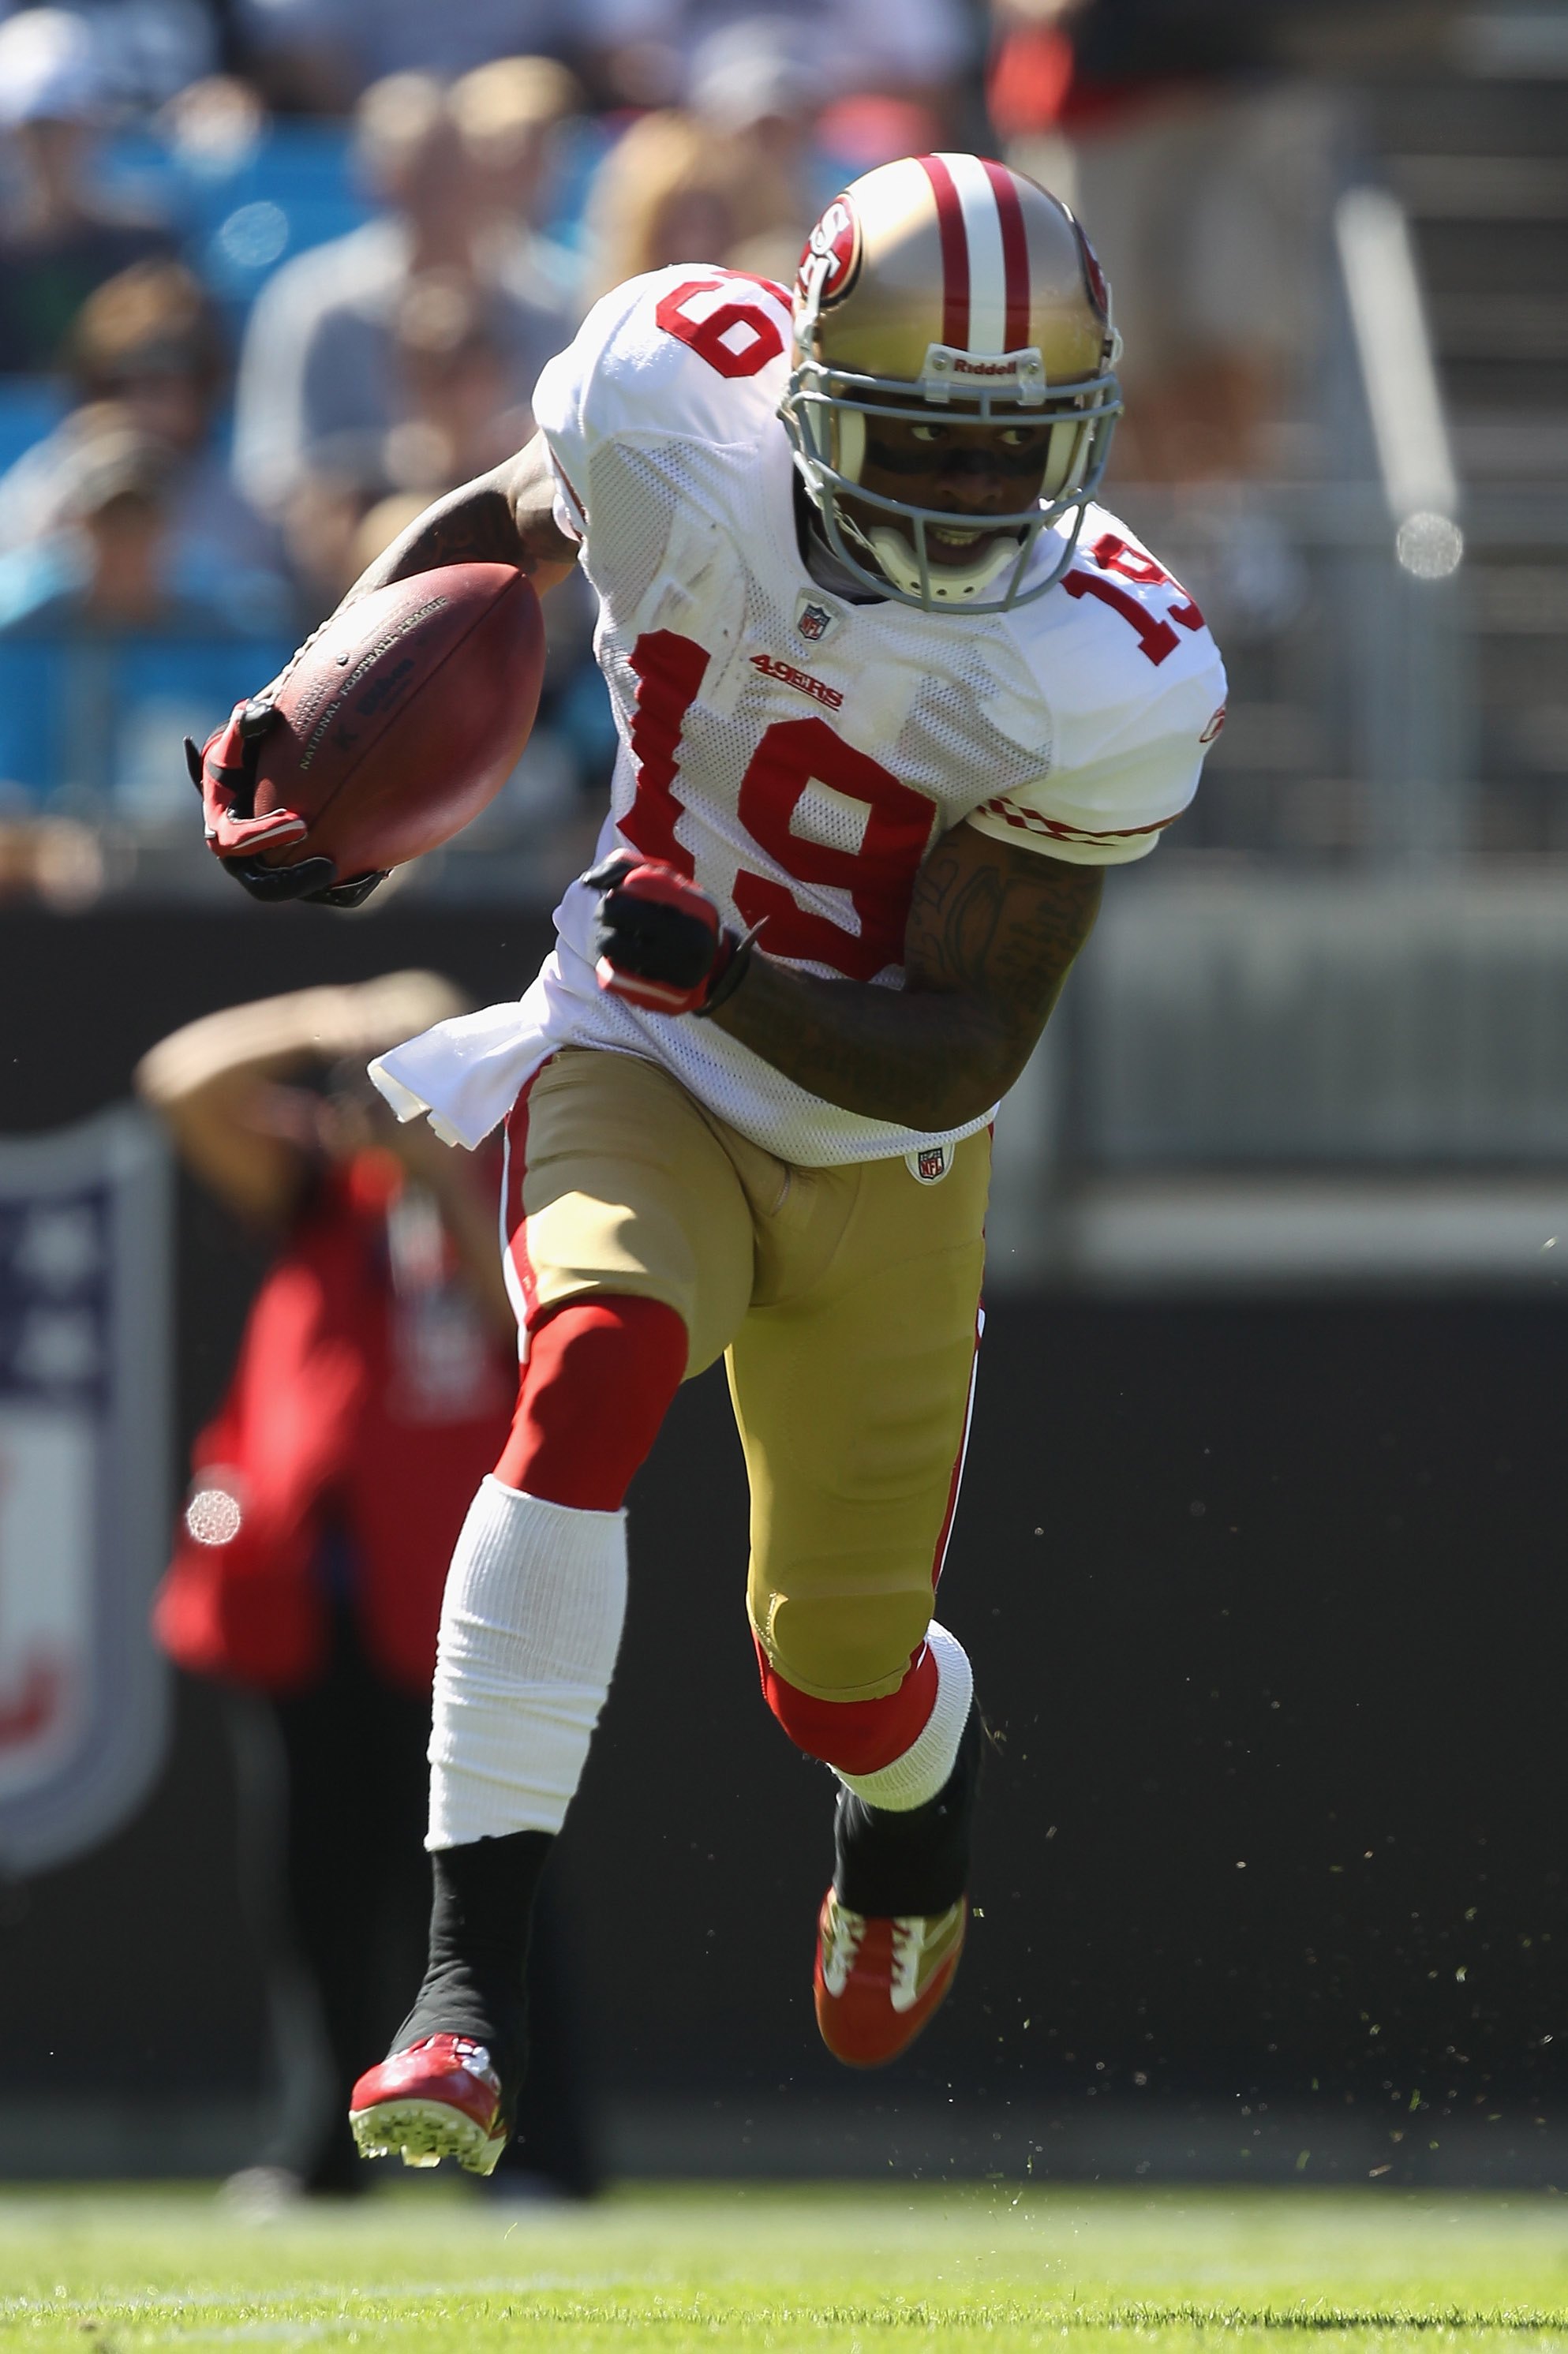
top-left (185, 697), bottom-right (387, 908)
top-left (190, 698), bottom-right (303, 859)
top-left (586, 852), bottom-right (757, 1017)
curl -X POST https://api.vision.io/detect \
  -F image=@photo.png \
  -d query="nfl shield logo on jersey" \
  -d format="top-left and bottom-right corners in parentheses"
top-left (0, 1108), bottom-right (171, 1874)
top-left (795, 593), bottom-right (840, 647)
top-left (906, 1143), bottom-right (952, 1185)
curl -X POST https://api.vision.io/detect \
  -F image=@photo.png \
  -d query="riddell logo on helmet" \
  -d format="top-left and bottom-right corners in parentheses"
top-left (952, 357), bottom-right (1019, 377)
top-left (796, 196), bottom-right (861, 311)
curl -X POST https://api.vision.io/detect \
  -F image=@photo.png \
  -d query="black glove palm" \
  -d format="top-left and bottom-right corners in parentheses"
top-left (585, 852), bottom-right (755, 1016)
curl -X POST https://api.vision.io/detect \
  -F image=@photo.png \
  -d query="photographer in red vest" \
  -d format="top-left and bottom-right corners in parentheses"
top-left (139, 972), bottom-right (593, 2200)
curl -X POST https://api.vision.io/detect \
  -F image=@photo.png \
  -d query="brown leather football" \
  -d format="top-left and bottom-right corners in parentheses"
top-left (252, 563), bottom-right (546, 878)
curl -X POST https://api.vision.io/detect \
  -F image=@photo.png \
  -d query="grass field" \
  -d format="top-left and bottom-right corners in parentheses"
top-left (2, 2183), bottom-right (1566, 2352)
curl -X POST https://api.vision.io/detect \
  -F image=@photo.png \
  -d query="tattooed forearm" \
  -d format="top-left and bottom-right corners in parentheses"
top-left (339, 435), bottom-right (578, 612)
top-left (710, 821), bottom-right (1102, 1127)
top-left (346, 478), bottom-right (521, 601)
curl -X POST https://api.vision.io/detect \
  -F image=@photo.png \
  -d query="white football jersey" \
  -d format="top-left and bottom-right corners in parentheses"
top-left (373, 268), bottom-right (1227, 1166)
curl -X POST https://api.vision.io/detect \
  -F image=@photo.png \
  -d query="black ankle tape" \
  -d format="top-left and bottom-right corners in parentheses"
top-left (833, 1704), bottom-right (982, 1917)
top-left (391, 1829), bottom-right (552, 2099)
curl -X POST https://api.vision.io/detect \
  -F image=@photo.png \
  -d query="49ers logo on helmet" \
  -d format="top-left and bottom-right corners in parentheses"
top-left (796, 196), bottom-right (861, 313)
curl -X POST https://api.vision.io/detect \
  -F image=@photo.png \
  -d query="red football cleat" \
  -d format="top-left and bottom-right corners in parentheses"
top-left (813, 1887), bottom-right (968, 2068)
top-left (348, 2034), bottom-right (508, 2175)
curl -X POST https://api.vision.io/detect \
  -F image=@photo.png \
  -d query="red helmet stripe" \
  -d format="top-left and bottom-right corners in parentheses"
top-left (981, 157), bottom-right (1031, 351)
top-left (936, 152), bottom-right (1008, 353)
top-left (918, 152), bottom-right (969, 350)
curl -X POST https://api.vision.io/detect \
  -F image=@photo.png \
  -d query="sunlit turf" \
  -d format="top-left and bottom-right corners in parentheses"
top-left (1, 2182), bottom-right (1566, 2351)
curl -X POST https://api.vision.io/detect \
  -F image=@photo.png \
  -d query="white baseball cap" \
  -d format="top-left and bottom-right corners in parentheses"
top-left (0, 9), bottom-right (104, 129)
top-left (687, 17), bottom-right (820, 132)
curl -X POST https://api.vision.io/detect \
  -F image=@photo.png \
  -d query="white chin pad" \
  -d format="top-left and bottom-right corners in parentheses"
top-left (869, 523), bottom-right (1021, 604)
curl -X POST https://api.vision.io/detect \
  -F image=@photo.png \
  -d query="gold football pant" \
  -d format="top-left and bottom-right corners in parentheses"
top-left (502, 1046), bottom-right (989, 1704)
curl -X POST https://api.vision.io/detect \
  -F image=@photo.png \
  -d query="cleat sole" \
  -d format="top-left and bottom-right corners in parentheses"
top-left (350, 2097), bottom-right (507, 2176)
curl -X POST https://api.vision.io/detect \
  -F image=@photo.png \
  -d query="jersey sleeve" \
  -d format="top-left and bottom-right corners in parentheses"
top-left (968, 540), bottom-right (1229, 866)
top-left (964, 700), bottom-right (1220, 866)
top-left (531, 268), bottom-right (792, 548)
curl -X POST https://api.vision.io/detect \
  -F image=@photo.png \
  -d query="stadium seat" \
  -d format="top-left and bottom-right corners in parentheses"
top-left (0, 634), bottom-right (292, 814)
top-left (0, 381), bottom-right (66, 477)
top-left (100, 125), bottom-right (371, 316)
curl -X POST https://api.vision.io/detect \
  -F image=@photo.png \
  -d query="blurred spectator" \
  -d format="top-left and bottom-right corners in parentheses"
top-left (0, 9), bottom-right (175, 374)
top-left (138, 977), bottom-right (597, 2200)
top-left (0, 813), bottom-right (103, 905)
top-left (232, 0), bottom-right (967, 114)
top-left (264, 466), bottom-right (371, 608)
top-left (449, 52), bottom-right (582, 306)
top-left (249, 267), bottom-right (541, 605)
top-left (987, 0), bottom-right (1336, 483)
top-left (677, 12), bottom-right (950, 243)
top-left (584, 95), bottom-right (817, 301)
top-left (156, 71), bottom-right (271, 178)
top-left (814, 92), bottom-right (946, 184)
top-left (672, 0), bottom-right (970, 116)
top-left (385, 268), bottom-right (531, 493)
top-left (233, 0), bottom-right (669, 113)
top-left (585, 110), bottom-right (744, 300)
top-left (580, 1), bottom-right (970, 184)
top-left (0, 260), bottom-right (287, 614)
top-left (0, 414), bottom-right (290, 815)
top-left (346, 488), bottom-right (428, 582)
top-left (11, 421), bottom-right (182, 630)
top-left (682, 17), bottom-right (815, 282)
top-left (231, 70), bottom-right (572, 538)
top-left (0, 414), bottom-right (271, 634)
top-left (65, 0), bottom-right (219, 112)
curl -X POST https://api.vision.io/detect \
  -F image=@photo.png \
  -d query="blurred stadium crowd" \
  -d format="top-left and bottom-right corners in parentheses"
top-left (0, 0), bottom-right (982, 900)
top-left (0, 0), bottom-right (1540, 905)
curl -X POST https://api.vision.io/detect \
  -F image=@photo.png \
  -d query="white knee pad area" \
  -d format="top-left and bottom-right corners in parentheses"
top-left (833, 1622), bottom-right (974, 1813)
top-left (425, 1475), bottom-right (628, 1850)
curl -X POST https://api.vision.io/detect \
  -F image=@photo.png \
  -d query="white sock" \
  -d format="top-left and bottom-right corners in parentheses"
top-left (426, 1474), bottom-right (627, 1850)
top-left (833, 1622), bottom-right (973, 1813)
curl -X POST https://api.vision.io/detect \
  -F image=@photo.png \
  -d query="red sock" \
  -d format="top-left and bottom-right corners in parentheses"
top-left (754, 1637), bottom-right (940, 1776)
top-left (494, 1295), bottom-right (687, 1510)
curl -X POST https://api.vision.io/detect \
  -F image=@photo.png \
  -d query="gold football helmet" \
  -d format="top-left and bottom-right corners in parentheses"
top-left (780, 155), bottom-right (1121, 613)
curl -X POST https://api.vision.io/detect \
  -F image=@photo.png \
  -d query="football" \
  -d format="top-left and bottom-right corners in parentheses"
top-left (249, 563), bottom-right (546, 880)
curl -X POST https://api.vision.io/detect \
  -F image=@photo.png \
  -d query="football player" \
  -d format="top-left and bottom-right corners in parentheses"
top-left (196, 155), bottom-right (1226, 2172)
